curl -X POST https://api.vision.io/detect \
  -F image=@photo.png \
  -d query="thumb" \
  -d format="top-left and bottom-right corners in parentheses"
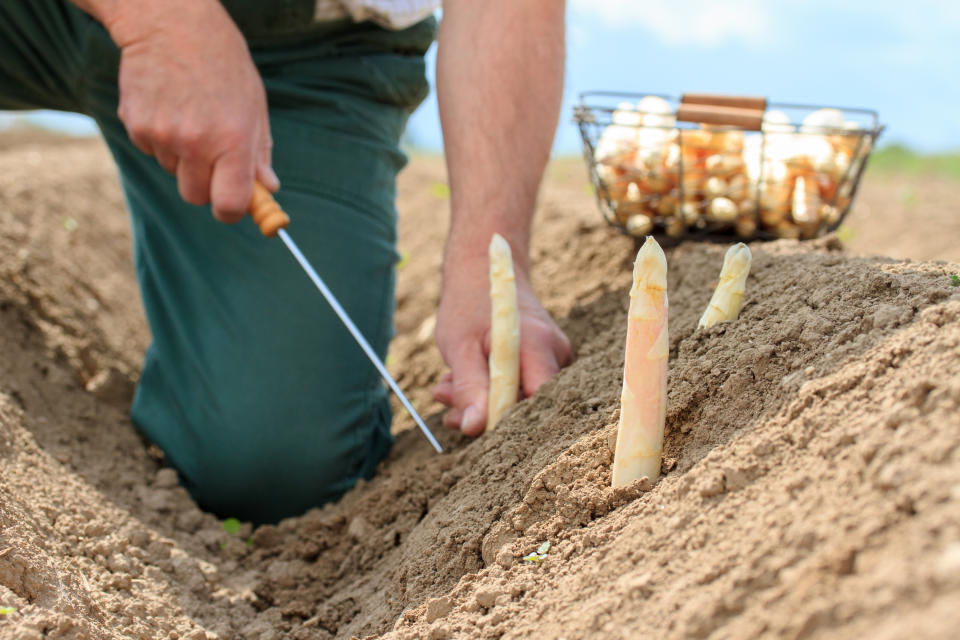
top-left (448, 340), bottom-right (490, 437)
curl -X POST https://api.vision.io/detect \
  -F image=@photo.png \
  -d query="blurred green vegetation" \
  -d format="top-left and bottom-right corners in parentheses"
top-left (868, 144), bottom-right (960, 179)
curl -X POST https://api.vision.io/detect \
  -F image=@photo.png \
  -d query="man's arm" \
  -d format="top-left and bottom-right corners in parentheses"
top-left (432, 0), bottom-right (572, 436)
top-left (68, 0), bottom-right (277, 219)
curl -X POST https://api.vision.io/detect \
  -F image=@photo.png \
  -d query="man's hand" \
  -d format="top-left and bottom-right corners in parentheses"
top-left (432, 0), bottom-right (569, 435)
top-left (432, 253), bottom-right (572, 436)
top-left (84, 0), bottom-right (278, 221)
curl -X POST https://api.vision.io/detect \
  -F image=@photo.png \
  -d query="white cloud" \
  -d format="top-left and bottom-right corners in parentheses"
top-left (569, 0), bottom-right (774, 47)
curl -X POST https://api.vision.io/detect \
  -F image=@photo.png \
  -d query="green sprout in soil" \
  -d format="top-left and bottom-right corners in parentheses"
top-left (219, 519), bottom-right (255, 549)
top-left (0, 606), bottom-right (17, 615)
top-left (222, 518), bottom-right (243, 536)
top-left (522, 541), bottom-right (551, 565)
top-left (951, 274), bottom-right (959, 287)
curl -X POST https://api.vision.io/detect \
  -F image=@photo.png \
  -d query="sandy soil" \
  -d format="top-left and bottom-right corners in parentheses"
top-left (1, 132), bottom-right (959, 639)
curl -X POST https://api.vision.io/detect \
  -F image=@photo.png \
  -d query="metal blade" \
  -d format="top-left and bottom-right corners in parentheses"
top-left (277, 229), bottom-right (443, 454)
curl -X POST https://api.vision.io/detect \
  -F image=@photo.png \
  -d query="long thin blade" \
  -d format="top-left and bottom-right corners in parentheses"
top-left (277, 229), bottom-right (443, 453)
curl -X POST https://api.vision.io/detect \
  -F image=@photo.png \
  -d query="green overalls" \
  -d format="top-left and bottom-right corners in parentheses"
top-left (0, 0), bottom-right (436, 523)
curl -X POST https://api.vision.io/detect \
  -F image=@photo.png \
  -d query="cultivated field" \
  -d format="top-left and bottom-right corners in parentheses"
top-left (1, 132), bottom-right (959, 639)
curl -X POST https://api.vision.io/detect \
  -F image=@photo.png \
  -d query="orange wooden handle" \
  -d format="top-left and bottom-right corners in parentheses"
top-left (676, 104), bottom-right (765, 131)
top-left (681, 93), bottom-right (767, 111)
top-left (249, 180), bottom-right (290, 237)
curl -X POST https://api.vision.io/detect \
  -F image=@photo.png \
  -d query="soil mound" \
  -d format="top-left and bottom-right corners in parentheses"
top-left (1, 137), bottom-right (959, 639)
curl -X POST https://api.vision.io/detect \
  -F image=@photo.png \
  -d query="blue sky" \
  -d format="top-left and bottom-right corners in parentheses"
top-left (409, 0), bottom-right (959, 154)
top-left (4, 1), bottom-right (957, 154)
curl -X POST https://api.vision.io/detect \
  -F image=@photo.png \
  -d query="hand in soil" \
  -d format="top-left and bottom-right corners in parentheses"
top-left (433, 262), bottom-right (572, 436)
top-left (103, 0), bottom-right (279, 221)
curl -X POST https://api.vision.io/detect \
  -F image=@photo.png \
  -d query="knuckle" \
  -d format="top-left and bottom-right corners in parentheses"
top-left (127, 133), bottom-right (150, 154)
top-left (126, 132), bottom-right (152, 155)
top-left (177, 126), bottom-right (205, 154)
top-left (149, 122), bottom-right (175, 148)
top-left (452, 377), bottom-right (486, 399)
top-left (123, 116), bottom-right (149, 140)
top-left (218, 124), bottom-right (248, 151)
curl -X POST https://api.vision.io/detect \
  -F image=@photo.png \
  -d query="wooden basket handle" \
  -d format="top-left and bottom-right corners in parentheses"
top-left (681, 93), bottom-right (767, 111)
top-left (676, 104), bottom-right (765, 131)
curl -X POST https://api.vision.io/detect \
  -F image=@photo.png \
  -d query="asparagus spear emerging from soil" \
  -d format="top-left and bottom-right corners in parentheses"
top-left (612, 237), bottom-right (669, 487)
top-left (698, 243), bottom-right (752, 329)
top-left (487, 233), bottom-right (520, 432)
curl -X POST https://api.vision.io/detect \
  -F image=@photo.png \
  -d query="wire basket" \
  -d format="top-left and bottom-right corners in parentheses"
top-left (573, 92), bottom-right (884, 241)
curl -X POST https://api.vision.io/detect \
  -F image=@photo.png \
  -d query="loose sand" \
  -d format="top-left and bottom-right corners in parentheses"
top-left (1, 133), bottom-right (959, 639)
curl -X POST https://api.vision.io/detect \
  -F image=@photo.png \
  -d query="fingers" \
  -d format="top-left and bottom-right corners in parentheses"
top-left (444, 334), bottom-right (568, 433)
top-left (442, 407), bottom-right (462, 430)
top-left (519, 340), bottom-right (560, 397)
top-left (176, 156), bottom-right (212, 206)
top-left (155, 149), bottom-right (179, 174)
top-left (114, 22), bottom-right (276, 225)
top-left (554, 327), bottom-right (574, 367)
top-left (460, 405), bottom-right (485, 437)
top-left (446, 340), bottom-right (490, 437)
top-left (437, 321), bottom-right (572, 435)
top-left (432, 372), bottom-right (454, 406)
top-left (120, 97), bottom-right (274, 222)
top-left (122, 118), bottom-right (258, 219)
top-left (520, 326), bottom-right (573, 397)
top-left (257, 163), bottom-right (280, 193)
top-left (209, 147), bottom-right (255, 223)
top-left (255, 109), bottom-right (280, 192)
top-left (172, 142), bottom-right (271, 222)
top-left (209, 106), bottom-right (275, 220)
top-left (119, 100), bottom-right (155, 160)
top-left (170, 143), bottom-right (275, 219)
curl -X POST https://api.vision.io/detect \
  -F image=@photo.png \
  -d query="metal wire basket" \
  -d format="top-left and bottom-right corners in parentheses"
top-left (573, 92), bottom-right (884, 240)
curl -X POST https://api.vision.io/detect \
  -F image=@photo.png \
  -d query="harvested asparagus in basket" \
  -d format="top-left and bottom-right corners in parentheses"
top-left (698, 243), bottom-right (752, 329)
top-left (487, 233), bottom-right (520, 432)
top-left (580, 94), bottom-right (880, 239)
top-left (612, 237), bottom-right (669, 487)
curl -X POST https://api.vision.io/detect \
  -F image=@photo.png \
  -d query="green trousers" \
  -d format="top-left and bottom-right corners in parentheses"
top-left (0, 0), bottom-right (436, 523)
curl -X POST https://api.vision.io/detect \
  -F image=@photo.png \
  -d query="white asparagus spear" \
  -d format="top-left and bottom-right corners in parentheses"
top-left (487, 233), bottom-right (520, 432)
top-left (612, 237), bottom-right (669, 487)
top-left (698, 243), bottom-right (752, 329)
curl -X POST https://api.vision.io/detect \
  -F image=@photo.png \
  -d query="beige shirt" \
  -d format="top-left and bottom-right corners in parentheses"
top-left (314, 0), bottom-right (440, 30)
